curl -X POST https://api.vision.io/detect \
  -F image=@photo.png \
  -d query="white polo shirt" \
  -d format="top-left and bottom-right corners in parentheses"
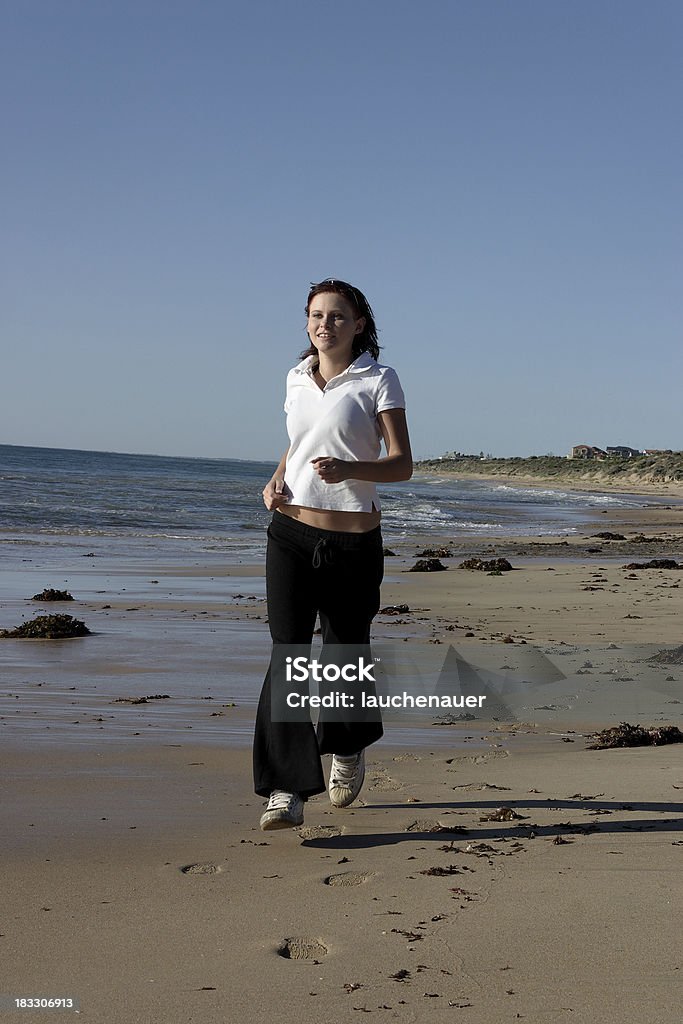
top-left (283, 351), bottom-right (406, 512)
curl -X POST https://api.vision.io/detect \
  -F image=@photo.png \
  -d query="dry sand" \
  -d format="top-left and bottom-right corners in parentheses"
top-left (2, 498), bottom-right (682, 1023)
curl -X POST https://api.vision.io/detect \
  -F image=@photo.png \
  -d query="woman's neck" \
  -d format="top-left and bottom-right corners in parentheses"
top-left (316, 352), bottom-right (354, 382)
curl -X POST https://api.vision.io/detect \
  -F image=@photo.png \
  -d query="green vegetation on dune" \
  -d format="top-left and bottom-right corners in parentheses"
top-left (415, 453), bottom-right (683, 488)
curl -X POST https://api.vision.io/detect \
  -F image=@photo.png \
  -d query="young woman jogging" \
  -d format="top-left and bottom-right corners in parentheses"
top-left (254, 278), bottom-right (412, 830)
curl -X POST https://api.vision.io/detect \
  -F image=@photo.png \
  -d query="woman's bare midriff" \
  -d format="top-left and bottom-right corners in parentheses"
top-left (276, 504), bottom-right (381, 533)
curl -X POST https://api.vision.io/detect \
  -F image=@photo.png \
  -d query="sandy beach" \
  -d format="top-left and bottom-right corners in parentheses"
top-left (2, 493), bottom-right (682, 1023)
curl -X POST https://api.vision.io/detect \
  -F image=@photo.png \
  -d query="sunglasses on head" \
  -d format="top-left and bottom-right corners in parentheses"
top-left (309, 279), bottom-right (362, 307)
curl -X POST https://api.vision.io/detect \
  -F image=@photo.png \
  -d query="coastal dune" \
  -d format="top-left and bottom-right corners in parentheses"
top-left (415, 453), bottom-right (683, 496)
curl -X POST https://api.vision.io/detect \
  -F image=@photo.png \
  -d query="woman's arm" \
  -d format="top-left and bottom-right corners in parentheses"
top-left (311, 409), bottom-right (413, 484)
top-left (262, 447), bottom-right (291, 509)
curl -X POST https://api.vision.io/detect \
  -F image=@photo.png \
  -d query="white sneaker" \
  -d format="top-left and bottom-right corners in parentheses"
top-left (329, 750), bottom-right (365, 808)
top-left (260, 790), bottom-right (304, 831)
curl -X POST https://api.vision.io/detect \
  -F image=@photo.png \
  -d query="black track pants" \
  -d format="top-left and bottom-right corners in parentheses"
top-left (253, 511), bottom-right (384, 800)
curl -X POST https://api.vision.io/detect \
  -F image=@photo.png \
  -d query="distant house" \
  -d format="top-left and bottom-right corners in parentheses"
top-left (606, 446), bottom-right (641, 458)
top-left (440, 451), bottom-right (486, 460)
top-left (570, 444), bottom-right (609, 460)
top-left (642, 449), bottom-right (673, 456)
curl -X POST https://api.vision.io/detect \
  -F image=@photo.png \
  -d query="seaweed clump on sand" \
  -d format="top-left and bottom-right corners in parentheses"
top-left (459, 557), bottom-right (513, 573)
top-left (622, 559), bottom-right (681, 570)
top-left (0, 614), bottom-right (91, 639)
top-left (409, 558), bottom-right (447, 572)
top-left (588, 722), bottom-right (683, 749)
top-left (649, 644), bottom-right (683, 665)
top-left (416, 546), bottom-right (453, 558)
top-left (31, 588), bottom-right (74, 601)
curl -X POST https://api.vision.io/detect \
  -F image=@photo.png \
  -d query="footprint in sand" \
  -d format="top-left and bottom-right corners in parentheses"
top-left (297, 824), bottom-right (344, 840)
top-left (180, 862), bottom-right (222, 875)
top-left (324, 871), bottom-right (374, 887)
top-left (368, 769), bottom-right (403, 792)
top-left (278, 937), bottom-right (328, 962)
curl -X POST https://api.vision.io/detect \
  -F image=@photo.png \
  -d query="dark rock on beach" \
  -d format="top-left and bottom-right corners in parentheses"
top-left (622, 559), bottom-right (681, 570)
top-left (409, 558), bottom-right (447, 572)
top-left (0, 614), bottom-right (91, 639)
top-left (416, 547), bottom-right (453, 558)
top-left (459, 557), bottom-right (513, 572)
top-left (588, 722), bottom-right (683, 749)
top-left (31, 588), bottom-right (74, 602)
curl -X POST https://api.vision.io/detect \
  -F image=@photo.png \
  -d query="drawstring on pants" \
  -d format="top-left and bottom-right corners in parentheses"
top-left (312, 537), bottom-right (334, 568)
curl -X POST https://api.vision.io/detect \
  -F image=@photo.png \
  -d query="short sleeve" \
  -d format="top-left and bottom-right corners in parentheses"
top-left (375, 366), bottom-right (406, 414)
top-left (283, 368), bottom-right (296, 414)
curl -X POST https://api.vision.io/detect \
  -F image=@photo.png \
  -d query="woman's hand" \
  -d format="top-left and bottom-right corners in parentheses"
top-left (262, 476), bottom-right (290, 510)
top-left (310, 457), bottom-right (350, 484)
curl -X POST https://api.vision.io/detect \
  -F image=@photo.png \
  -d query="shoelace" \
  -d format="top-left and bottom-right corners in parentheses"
top-left (267, 790), bottom-right (299, 810)
top-left (311, 537), bottom-right (334, 568)
top-left (330, 754), bottom-right (361, 785)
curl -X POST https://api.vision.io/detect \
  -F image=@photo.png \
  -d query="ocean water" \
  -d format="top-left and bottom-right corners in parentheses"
top-left (0, 443), bottom-right (668, 568)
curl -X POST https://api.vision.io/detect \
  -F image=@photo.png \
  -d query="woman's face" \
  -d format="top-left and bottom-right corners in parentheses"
top-left (307, 292), bottom-right (365, 363)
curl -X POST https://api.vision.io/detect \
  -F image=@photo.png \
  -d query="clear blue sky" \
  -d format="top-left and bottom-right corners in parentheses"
top-left (2, 0), bottom-right (681, 461)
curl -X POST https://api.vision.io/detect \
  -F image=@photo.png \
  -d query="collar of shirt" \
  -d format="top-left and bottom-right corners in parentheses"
top-left (294, 351), bottom-right (377, 383)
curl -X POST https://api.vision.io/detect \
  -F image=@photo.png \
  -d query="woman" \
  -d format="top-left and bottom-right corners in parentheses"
top-left (254, 278), bottom-right (412, 830)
